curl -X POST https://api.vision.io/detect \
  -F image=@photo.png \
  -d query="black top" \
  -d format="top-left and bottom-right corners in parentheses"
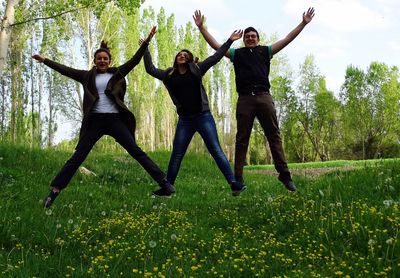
top-left (232, 45), bottom-right (271, 94)
top-left (166, 70), bottom-right (204, 116)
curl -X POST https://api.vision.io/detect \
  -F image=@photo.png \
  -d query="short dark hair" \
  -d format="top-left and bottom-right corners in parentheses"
top-left (244, 27), bottom-right (259, 39)
top-left (94, 40), bottom-right (112, 60)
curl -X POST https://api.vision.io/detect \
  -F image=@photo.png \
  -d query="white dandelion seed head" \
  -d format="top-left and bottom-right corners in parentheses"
top-left (386, 238), bottom-right (394, 245)
top-left (149, 240), bottom-right (157, 248)
top-left (45, 209), bottom-right (53, 216)
top-left (383, 200), bottom-right (393, 207)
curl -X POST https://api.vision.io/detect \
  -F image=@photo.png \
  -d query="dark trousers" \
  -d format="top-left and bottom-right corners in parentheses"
top-left (51, 113), bottom-right (166, 190)
top-left (234, 93), bottom-right (290, 183)
top-left (167, 111), bottom-right (235, 185)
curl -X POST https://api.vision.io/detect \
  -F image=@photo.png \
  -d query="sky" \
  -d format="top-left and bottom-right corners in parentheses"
top-left (142, 0), bottom-right (400, 95)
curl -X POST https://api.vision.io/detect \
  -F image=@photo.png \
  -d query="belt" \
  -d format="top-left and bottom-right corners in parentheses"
top-left (239, 91), bottom-right (269, 96)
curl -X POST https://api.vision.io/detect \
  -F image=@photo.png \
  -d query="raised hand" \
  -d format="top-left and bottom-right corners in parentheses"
top-left (303, 7), bottom-right (315, 24)
top-left (143, 26), bottom-right (157, 44)
top-left (229, 30), bottom-right (243, 41)
top-left (193, 10), bottom-right (204, 28)
top-left (32, 54), bottom-right (45, 63)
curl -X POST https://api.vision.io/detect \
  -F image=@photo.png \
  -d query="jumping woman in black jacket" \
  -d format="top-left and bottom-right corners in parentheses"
top-left (143, 30), bottom-right (246, 197)
top-left (33, 27), bottom-right (175, 208)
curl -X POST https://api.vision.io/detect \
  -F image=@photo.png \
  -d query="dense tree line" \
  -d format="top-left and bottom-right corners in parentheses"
top-left (1, 1), bottom-right (399, 164)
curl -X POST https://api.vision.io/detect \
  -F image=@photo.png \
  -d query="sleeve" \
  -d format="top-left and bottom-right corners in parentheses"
top-left (117, 41), bottom-right (149, 77)
top-left (143, 48), bottom-right (169, 80)
top-left (197, 38), bottom-right (234, 75)
top-left (267, 45), bottom-right (273, 59)
top-left (43, 59), bottom-right (86, 83)
top-left (229, 48), bottom-right (235, 62)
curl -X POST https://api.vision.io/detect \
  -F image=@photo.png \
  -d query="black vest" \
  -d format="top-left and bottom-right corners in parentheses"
top-left (232, 45), bottom-right (271, 94)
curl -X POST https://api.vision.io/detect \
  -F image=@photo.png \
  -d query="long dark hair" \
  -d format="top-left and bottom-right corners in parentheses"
top-left (94, 40), bottom-right (112, 60)
top-left (172, 49), bottom-right (194, 68)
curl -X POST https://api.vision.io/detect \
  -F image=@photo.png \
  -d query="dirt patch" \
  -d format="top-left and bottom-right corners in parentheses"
top-left (248, 166), bottom-right (359, 178)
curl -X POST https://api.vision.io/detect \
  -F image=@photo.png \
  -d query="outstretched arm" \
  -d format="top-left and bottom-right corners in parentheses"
top-left (118, 26), bottom-right (157, 76)
top-left (197, 30), bottom-right (242, 74)
top-left (32, 54), bottom-right (86, 82)
top-left (143, 46), bottom-right (170, 81)
top-left (193, 10), bottom-right (231, 59)
top-left (271, 7), bottom-right (315, 55)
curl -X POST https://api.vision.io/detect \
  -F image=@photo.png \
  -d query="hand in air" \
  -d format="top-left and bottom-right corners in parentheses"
top-left (303, 7), bottom-right (315, 24)
top-left (229, 30), bottom-right (243, 41)
top-left (32, 54), bottom-right (45, 63)
top-left (192, 10), bottom-right (204, 28)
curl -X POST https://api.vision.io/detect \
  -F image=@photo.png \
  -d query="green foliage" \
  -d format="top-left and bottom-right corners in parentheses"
top-left (1, 144), bottom-right (399, 276)
top-left (42, 0), bottom-right (142, 18)
top-left (341, 63), bottom-right (400, 159)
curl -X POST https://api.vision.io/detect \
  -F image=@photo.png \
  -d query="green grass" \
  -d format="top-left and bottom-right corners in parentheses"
top-left (246, 158), bottom-right (400, 170)
top-left (0, 143), bottom-right (399, 277)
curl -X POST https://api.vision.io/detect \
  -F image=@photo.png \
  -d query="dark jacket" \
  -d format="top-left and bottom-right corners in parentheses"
top-left (143, 39), bottom-right (233, 114)
top-left (43, 42), bottom-right (149, 145)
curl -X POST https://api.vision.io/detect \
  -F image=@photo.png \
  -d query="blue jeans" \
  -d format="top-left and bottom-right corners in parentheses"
top-left (167, 111), bottom-right (235, 185)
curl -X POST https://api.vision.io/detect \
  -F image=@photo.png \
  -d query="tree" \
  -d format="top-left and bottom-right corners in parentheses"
top-left (341, 62), bottom-right (400, 159)
top-left (0, 0), bottom-right (142, 81)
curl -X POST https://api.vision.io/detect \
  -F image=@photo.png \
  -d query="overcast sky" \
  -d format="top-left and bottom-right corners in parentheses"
top-left (142, 0), bottom-right (400, 95)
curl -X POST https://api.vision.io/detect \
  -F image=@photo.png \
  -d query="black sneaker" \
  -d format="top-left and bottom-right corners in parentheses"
top-left (278, 174), bottom-right (297, 192)
top-left (43, 190), bottom-right (59, 208)
top-left (152, 188), bottom-right (174, 197)
top-left (231, 181), bottom-right (247, 196)
top-left (153, 179), bottom-right (176, 197)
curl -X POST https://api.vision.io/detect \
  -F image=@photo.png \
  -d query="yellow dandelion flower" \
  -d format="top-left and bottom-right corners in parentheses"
top-left (191, 266), bottom-right (199, 271)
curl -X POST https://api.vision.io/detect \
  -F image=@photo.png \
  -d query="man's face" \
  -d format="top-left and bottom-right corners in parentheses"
top-left (243, 31), bottom-right (259, 48)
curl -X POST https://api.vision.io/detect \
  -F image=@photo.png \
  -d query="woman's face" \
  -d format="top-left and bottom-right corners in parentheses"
top-left (94, 51), bottom-right (111, 73)
top-left (176, 51), bottom-right (190, 65)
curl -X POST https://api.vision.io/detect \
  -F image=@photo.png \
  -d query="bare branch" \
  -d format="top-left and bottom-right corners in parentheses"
top-left (10, 7), bottom-right (87, 27)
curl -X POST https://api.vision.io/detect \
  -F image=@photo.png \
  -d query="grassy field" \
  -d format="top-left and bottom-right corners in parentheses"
top-left (0, 143), bottom-right (399, 277)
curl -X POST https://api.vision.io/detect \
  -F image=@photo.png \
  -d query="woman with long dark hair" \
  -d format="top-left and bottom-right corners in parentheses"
top-left (143, 30), bottom-right (246, 197)
top-left (33, 27), bottom-right (175, 208)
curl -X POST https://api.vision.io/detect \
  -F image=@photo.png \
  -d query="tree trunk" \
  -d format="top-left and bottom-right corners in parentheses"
top-left (0, 0), bottom-right (19, 75)
top-left (0, 75), bottom-right (5, 141)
